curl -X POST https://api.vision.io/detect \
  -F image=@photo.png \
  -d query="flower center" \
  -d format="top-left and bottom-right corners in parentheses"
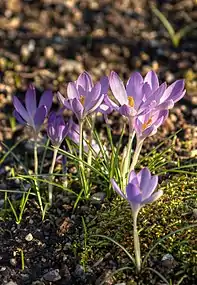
top-left (128, 96), bottom-right (134, 107)
top-left (80, 96), bottom-right (85, 106)
top-left (142, 117), bottom-right (152, 130)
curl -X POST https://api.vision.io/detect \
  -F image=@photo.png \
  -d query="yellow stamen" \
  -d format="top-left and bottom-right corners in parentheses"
top-left (142, 118), bottom-right (152, 130)
top-left (128, 96), bottom-right (134, 107)
top-left (80, 96), bottom-right (85, 106)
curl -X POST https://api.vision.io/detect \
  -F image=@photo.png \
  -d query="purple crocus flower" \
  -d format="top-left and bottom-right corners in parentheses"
top-left (109, 70), bottom-right (185, 118)
top-left (134, 109), bottom-right (169, 140)
top-left (57, 71), bottom-right (105, 121)
top-left (13, 85), bottom-right (53, 134)
top-left (47, 112), bottom-right (70, 146)
top-left (111, 168), bottom-right (163, 214)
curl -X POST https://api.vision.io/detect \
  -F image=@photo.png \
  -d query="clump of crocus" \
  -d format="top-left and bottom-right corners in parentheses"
top-left (13, 85), bottom-right (53, 136)
top-left (111, 168), bottom-right (163, 272)
top-left (109, 70), bottom-right (185, 122)
top-left (47, 112), bottom-right (71, 205)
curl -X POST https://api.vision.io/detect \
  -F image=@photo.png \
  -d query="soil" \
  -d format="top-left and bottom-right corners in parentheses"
top-left (0, 0), bottom-right (197, 284)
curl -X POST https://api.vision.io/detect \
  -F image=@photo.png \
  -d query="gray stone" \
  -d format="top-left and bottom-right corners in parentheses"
top-left (5, 281), bottom-right (18, 285)
top-left (91, 192), bottom-right (106, 205)
top-left (10, 258), bottom-right (17, 266)
top-left (25, 233), bottom-right (33, 242)
top-left (43, 269), bottom-right (61, 282)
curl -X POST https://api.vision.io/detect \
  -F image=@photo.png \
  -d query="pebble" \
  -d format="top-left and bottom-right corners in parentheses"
top-left (193, 209), bottom-right (197, 219)
top-left (43, 269), bottom-right (61, 282)
top-left (5, 281), bottom-right (18, 285)
top-left (10, 258), bottom-right (17, 266)
top-left (25, 233), bottom-right (33, 242)
top-left (91, 192), bottom-right (106, 205)
top-left (161, 253), bottom-right (177, 269)
top-left (0, 199), bottom-right (4, 208)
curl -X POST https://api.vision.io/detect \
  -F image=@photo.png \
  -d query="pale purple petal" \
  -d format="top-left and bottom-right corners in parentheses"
top-left (111, 179), bottom-right (126, 199)
top-left (161, 80), bottom-right (185, 103)
top-left (70, 98), bottom-right (84, 121)
top-left (76, 71), bottom-right (93, 92)
top-left (84, 82), bottom-right (101, 112)
top-left (67, 82), bottom-right (79, 99)
top-left (141, 125), bottom-right (156, 138)
top-left (128, 170), bottom-right (137, 183)
top-left (142, 175), bottom-right (158, 200)
top-left (109, 71), bottom-right (128, 105)
top-left (144, 71), bottom-right (159, 92)
top-left (126, 183), bottom-right (142, 203)
top-left (34, 105), bottom-right (47, 129)
top-left (126, 72), bottom-right (144, 109)
top-left (13, 110), bottom-right (26, 125)
top-left (38, 90), bottom-right (53, 113)
top-left (13, 96), bottom-right (29, 123)
top-left (157, 100), bottom-right (174, 110)
top-left (25, 85), bottom-right (37, 118)
top-left (137, 168), bottom-right (151, 192)
top-left (143, 190), bottom-right (163, 204)
top-left (100, 76), bottom-right (109, 95)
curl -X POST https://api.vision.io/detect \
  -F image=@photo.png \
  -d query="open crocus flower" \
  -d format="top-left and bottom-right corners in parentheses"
top-left (109, 70), bottom-right (185, 119)
top-left (13, 85), bottom-right (53, 134)
top-left (134, 109), bottom-right (169, 140)
top-left (57, 71), bottom-right (105, 121)
top-left (111, 168), bottom-right (163, 214)
top-left (47, 112), bottom-right (71, 146)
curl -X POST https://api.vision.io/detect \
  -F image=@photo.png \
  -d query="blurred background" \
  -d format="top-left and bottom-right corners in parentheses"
top-left (0, 0), bottom-right (196, 143)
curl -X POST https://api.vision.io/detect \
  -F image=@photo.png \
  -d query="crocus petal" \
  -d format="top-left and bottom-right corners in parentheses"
top-left (38, 90), bottom-right (53, 113)
top-left (57, 92), bottom-right (72, 110)
top-left (67, 82), bottom-right (79, 99)
top-left (126, 183), bottom-right (142, 203)
top-left (137, 168), bottom-right (151, 191)
top-left (143, 190), bottom-right (163, 204)
top-left (13, 110), bottom-right (26, 125)
top-left (141, 125), bottom-right (157, 138)
top-left (161, 80), bottom-right (185, 103)
top-left (111, 179), bottom-right (126, 199)
top-left (157, 100), bottom-right (174, 110)
top-left (142, 175), bottom-right (158, 200)
top-left (144, 71), bottom-right (159, 92)
top-left (84, 82), bottom-right (101, 112)
top-left (119, 105), bottom-right (136, 117)
top-left (25, 85), bottom-right (37, 118)
top-left (126, 72), bottom-right (144, 109)
top-left (100, 76), bottom-right (109, 95)
top-left (76, 71), bottom-right (93, 92)
top-left (13, 96), bottom-right (29, 123)
top-left (109, 71), bottom-right (128, 105)
top-left (70, 98), bottom-right (84, 121)
top-left (128, 170), bottom-right (137, 183)
top-left (34, 105), bottom-right (47, 130)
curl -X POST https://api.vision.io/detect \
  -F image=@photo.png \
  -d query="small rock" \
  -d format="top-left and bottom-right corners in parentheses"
top-left (43, 269), bottom-right (61, 282)
top-left (91, 192), bottom-right (106, 205)
top-left (25, 233), bottom-right (33, 242)
top-left (193, 209), bottom-right (197, 219)
top-left (10, 258), bottom-right (17, 266)
top-left (0, 199), bottom-right (4, 208)
top-left (161, 253), bottom-right (177, 269)
top-left (74, 264), bottom-right (86, 280)
top-left (5, 281), bottom-right (18, 285)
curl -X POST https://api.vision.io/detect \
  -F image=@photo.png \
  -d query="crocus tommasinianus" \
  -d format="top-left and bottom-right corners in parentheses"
top-left (47, 113), bottom-right (70, 146)
top-left (57, 71), bottom-right (106, 121)
top-left (134, 109), bottom-right (169, 140)
top-left (13, 85), bottom-right (53, 134)
top-left (109, 70), bottom-right (185, 118)
top-left (111, 168), bottom-right (163, 214)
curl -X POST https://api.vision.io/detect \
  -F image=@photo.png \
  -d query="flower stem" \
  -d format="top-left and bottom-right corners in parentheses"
top-left (79, 120), bottom-right (89, 198)
top-left (133, 211), bottom-right (141, 272)
top-left (130, 138), bottom-right (144, 172)
top-left (34, 138), bottom-right (43, 213)
top-left (87, 114), bottom-right (95, 171)
top-left (48, 147), bottom-right (58, 205)
top-left (122, 119), bottom-right (135, 190)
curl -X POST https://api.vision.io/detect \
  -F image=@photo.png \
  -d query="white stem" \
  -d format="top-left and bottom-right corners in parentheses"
top-left (48, 147), bottom-right (59, 205)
